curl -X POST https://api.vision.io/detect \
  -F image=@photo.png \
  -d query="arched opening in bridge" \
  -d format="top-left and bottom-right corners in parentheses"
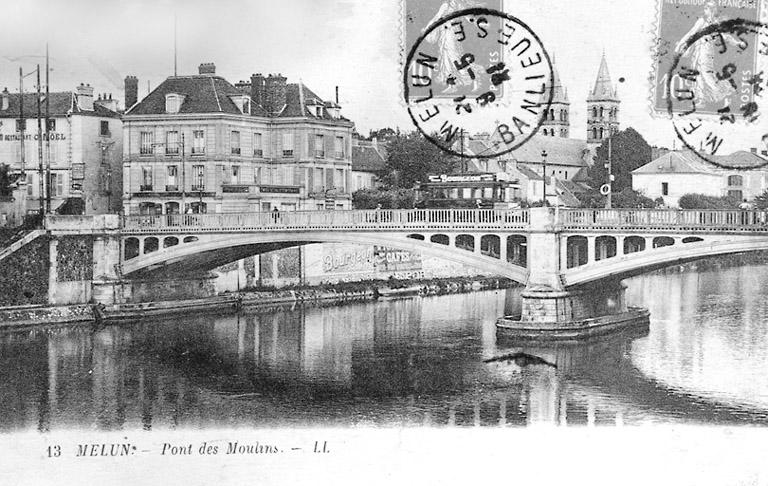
top-left (144, 237), bottom-right (159, 254)
top-left (595, 236), bottom-right (617, 261)
top-left (407, 234), bottom-right (425, 241)
top-left (566, 236), bottom-right (588, 268)
top-left (165, 202), bottom-right (180, 215)
top-left (183, 236), bottom-right (199, 243)
top-left (455, 234), bottom-right (474, 252)
top-left (682, 236), bottom-right (704, 244)
top-left (506, 235), bottom-right (527, 267)
top-left (653, 236), bottom-right (675, 248)
top-left (163, 236), bottom-right (179, 248)
top-left (124, 238), bottom-right (139, 260)
top-left (431, 234), bottom-right (449, 245)
top-left (480, 235), bottom-right (500, 259)
top-left (623, 236), bottom-right (646, 254)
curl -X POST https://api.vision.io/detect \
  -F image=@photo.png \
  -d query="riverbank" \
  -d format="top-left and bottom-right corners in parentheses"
top-left (0, 276), bottom-right (515, 329)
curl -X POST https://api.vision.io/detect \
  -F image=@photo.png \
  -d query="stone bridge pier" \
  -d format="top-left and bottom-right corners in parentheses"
top-left (506, 207), bottom-right (640, 339)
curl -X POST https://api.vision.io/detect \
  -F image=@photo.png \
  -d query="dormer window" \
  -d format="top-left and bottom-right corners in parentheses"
top-left (229, 95), bottom-right (251, 114)
top-left (315, 105), bottom-right (323, 117)
top-left (165, 93), bottom-right (184, 114)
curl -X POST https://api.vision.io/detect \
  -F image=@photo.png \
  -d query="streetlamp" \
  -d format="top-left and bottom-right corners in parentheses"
top-left (541, 149), bottom-right (548, 206)
top-left (18, 65), bottom-right (47, 217)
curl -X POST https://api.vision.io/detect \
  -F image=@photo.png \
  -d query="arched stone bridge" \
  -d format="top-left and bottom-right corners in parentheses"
top-left (42, 207), bottom-right (768, 321)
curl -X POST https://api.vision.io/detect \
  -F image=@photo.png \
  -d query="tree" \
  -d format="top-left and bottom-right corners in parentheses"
top-left (368, 127), bottom-right (397, 141)
top-left (0, 164), bottom-right (12, 199)
top-left (678, 193), bottom-right (739, 209)
top-left (380, 131), bottom-right (458, 189)
top-left (754, 189), bottom-right (768, 209)
top-left (352, 188), bottom-right (415, 209)
top-left (586, 127), bottom-right (653, 193)
top-left (575, 188), bottom-right (655, 209)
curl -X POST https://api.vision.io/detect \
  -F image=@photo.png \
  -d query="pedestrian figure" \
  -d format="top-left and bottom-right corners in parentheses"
top-left (272, 206), bottom-right (280, 224)
top-left (375, 203), bottom-right (382, 223)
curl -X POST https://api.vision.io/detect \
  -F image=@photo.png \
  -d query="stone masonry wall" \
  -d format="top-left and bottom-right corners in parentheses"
top-left (0, 236), bottom-right (49, 306)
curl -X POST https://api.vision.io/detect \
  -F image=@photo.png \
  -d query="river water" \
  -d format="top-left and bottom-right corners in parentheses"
top-left (2, 264), bottom-right (768, 431)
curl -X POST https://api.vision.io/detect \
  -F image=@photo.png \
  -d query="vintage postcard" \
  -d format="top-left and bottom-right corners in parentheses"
top-left (2, 0), bottom-right (768, 484)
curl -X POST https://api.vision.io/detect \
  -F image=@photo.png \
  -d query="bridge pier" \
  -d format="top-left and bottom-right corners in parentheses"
top-left (498, 208), bottom-right (649, 340)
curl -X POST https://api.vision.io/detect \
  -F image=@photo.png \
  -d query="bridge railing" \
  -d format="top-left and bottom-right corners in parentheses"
top-left (558, 208), bottom-right (768, 231)
top-left (121, 209), bottom-right (531, 232)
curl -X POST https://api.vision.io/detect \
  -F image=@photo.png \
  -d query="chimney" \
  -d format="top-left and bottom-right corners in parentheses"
top-left (125, 75), bottom-right (138, 110)
top-left (76, 83), bottom-right (94, 111)
top-left (250, 73), bottom-right (265, 109)
top-left (264, 73), bottom-right (287, 115)
top-left (750, 147), bottom-right (758, 154)
top-left (95, 92), bottom-right (119, 113)
top-left (198, 62), bottom-right (216, 75)
top-left (1, 87), bottom-right (9, 111)
top-left (234, 80), bottom-right (251, 95)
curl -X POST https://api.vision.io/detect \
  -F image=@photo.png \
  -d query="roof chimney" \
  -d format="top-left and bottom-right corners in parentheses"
top-left (1, 87), bottom-right (9, 111)
top-left (751, 147), bottom-right (758, 154)
top-left (250, 73), bottom-right (265, 110)
top-left (125, 75), bottom-right (138, 110)
top-left (198, 62), bottom-right (216, 75)
top-left (76, 83), bottom-right (94, 111)
top-left (264, 73), bottom-right (287, 115)
top-left (95, 92), bottom-right (119, 113)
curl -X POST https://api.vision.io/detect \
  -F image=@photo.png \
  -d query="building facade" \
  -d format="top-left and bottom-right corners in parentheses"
top-left (351, 138), bottom-right (386, 192)
top-left (122, 63), bottom-right (355, 215)
top-left (0, 84), bottom-right (122, 224)
top-left (632, 150), bottom-right (768, 206)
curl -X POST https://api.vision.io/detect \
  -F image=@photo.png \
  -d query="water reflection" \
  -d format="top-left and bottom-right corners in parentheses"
top-left (1, 264), bottom-right (768, 431)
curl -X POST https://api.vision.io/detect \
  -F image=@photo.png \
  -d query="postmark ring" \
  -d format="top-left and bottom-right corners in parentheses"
top-left (403, 7), bottom-right (554, 159)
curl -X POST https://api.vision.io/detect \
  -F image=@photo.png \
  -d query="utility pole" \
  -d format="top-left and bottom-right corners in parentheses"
top-left (541, 150), bottom-right (548, 206)
top-left (606, 136), bottom-right (613, 209)
top-left (181, 133), bottom-right (186, 213)
top-left (19, 68), bottom-right (25, 179)
top-left (36, 65), bottom-right (44, 216)
top-left (45, 44), bottom-right (51, 214)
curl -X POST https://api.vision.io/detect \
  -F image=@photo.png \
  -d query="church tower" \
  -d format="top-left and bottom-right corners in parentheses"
top-left (539, 57), bottom-right (570, 138)
top-left (587, 53), bottom-right (620, 145)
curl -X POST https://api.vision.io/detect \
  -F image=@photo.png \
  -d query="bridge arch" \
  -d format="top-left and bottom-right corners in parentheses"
top-left (120, 231), bottom-right (529, 284)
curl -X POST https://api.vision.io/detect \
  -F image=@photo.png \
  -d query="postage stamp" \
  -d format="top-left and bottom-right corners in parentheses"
top-left (402, 7), bottom-right (554, 158)
top-left (652, 0), bottom-right (765, 116)
top-left (403, 0), bottom-right (506, 101)
top-left (665, 18), bottom-right (768, 167)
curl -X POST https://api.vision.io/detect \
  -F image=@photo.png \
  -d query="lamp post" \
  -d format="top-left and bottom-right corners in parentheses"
top-left (541, 149), bottom-right (548, 206)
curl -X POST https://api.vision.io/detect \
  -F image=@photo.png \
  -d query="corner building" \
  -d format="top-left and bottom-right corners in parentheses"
top-left (122, 63), bottom-right (354, 215)
top-left (0, 84), bottom-right (122, 221)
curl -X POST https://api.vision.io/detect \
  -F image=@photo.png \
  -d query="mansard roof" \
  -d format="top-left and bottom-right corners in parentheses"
top-left (126, 74), bottom-right (350, 123)
top-left (0, 92), bottom-right (120, 118)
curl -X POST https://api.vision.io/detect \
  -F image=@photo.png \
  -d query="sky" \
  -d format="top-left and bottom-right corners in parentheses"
top-left (0, 0), bottom-right (765, 153)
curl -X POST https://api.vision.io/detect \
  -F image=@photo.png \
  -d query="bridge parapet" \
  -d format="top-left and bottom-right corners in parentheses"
top-left (46, 214), bottom-right (121, 234)
top-left (558, 208), bottom-right (768, 232)
top-left (120, 209), bottom-right (531, 234)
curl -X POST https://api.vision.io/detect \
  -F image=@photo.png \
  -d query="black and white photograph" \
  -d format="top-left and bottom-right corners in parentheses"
top-left (1, 1), bottom-right (768, 484)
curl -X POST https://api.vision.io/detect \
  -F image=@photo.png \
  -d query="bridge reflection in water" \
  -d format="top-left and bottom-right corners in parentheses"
top-left (2, 264), bottom-right (768, 431)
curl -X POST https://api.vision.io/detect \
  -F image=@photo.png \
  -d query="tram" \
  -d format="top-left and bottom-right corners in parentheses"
top-left (414, 173), bottom-right (522, 209)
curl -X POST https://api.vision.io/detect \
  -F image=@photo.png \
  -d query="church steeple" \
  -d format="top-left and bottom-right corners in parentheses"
top-left (587, 52), bottom-right (620, 145)
top-left (539, 55), bottom-right (570, 138)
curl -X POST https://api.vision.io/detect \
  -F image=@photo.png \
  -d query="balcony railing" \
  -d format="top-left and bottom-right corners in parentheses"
top-left (231, 148), bottom-right (241, 155)
top-left (254, 149), bottom-right (263, 157)
top-left (191, 147), bottom-right (205, 155)
top-left (191, 185), bottom-right (206, 192)
top-left (315, 150), bottom-right (325, 158)
top-left (222, 185), bottom-right (250, 194)
top-left (165, 185), bottom-right (179, 192)
top-left (139, 184), bottom-right (153, 192)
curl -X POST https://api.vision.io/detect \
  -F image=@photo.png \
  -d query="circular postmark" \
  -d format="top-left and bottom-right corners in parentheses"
top-left (666, 18), bottom-right (768, 169)
top-left (403, 8), bottom-right (554, 159)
